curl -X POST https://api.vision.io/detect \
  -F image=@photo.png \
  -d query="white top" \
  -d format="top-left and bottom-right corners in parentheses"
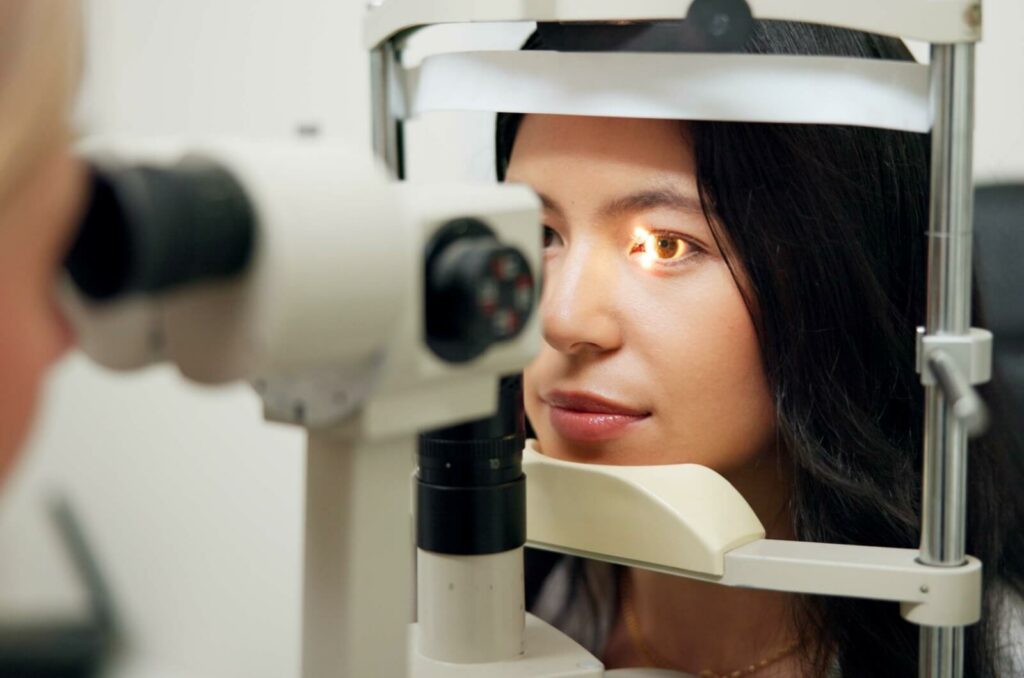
top-left (532, 557), bottom-right (1024, 676)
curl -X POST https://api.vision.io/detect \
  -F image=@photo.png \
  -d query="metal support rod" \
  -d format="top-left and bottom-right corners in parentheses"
top-left (370, 42), bottom-right (406, 178)
top-left (919, 42), bottom-right (976, 678)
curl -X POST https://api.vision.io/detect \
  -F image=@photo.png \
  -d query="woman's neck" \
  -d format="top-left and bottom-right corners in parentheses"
top-left (603, 452), bottom-right (812, 676)
top-left (612, 566), bottom-right (802, 676)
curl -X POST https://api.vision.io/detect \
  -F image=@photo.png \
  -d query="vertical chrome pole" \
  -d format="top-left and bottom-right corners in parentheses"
top-left (919, 42), bottom-right (976, 678)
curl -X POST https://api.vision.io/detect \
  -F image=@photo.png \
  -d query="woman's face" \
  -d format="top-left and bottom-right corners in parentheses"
top-left (0, 145), bottom-right (84, 472)
top-left (507, 115), bottom-right (776, 476)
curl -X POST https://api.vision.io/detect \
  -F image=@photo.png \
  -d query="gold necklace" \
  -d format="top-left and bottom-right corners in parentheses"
top-left (620, 574), bottom-right (801, 678)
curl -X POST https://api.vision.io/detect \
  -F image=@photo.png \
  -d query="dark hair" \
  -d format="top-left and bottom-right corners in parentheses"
top-left (497, 21), bottom-right (1024, 678)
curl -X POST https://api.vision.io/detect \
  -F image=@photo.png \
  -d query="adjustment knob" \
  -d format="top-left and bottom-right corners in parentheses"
top-left (685, 0), bottom-right (753, 52)
top-left (425, 218), bottom-right (535, 363)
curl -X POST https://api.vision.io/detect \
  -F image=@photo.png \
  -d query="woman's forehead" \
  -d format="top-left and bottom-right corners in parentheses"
top-left (509, 115), bottom-right (694, 173)
top-left (505, 115), bottom-right (700, 217)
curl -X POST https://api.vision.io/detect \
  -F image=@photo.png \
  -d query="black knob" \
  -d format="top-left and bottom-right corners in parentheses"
top-left (65, 158), bottom-right (257, 301)
top-left (424, 218), bottom-right (535, 363)
top-left (417, 375), bottom-right (527, 556)
top-left (685, 0), bottom-right (753, 52)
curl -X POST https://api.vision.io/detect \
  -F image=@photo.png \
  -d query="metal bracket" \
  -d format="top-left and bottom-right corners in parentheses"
top-left (723, 540), bottom-right (982, 627)
top-left (529, 538), bottom-right (983, 627)
top-left (915, 327), bottom-right (993, 386)
top-left (915, 327), bottom-right (993, 435)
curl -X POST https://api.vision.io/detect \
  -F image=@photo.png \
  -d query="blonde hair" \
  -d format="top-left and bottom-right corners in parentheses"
top-left (0, 0), bottom-right (80, 207)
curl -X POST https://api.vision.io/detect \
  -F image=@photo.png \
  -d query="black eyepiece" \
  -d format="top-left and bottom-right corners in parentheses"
top-left (65, 158), bottom-right (257, 301)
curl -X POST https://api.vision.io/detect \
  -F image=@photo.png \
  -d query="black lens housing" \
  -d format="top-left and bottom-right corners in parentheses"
top-left (417, 376), bottom-right (527, 555)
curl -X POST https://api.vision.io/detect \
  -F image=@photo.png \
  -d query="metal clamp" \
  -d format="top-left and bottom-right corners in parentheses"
top-left (916, 327), bottom-right (993, 435)
top-left (915, 327), bottom-right (993, 386)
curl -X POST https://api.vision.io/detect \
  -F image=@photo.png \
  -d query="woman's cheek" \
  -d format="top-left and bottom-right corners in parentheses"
top-left (522, 355), bottom-right (547, 433)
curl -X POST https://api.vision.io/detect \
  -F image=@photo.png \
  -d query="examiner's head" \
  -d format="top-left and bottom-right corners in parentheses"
top-left (0, 0), bottom-right (84, 471)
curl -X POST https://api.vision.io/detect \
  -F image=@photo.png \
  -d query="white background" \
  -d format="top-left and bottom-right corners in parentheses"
top-left (1, 2), bottom-right (1021, 677)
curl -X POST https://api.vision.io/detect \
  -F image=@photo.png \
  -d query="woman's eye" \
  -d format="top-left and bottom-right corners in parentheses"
top-left (652, 235), bottom-right (688, 260)
top-left (629, 229), bottom-right (697, 267)
top-left (542, 225), bottom-right (564, 248)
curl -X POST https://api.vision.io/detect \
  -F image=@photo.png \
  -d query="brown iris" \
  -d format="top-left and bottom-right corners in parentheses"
top-left (653, 235), bottom-right (687, 260)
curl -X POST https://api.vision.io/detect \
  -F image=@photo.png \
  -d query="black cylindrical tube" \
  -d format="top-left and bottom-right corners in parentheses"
top-left (417, 376), bottom-right (527, 555)
top-left (65, 157), bottom-right (256, 301)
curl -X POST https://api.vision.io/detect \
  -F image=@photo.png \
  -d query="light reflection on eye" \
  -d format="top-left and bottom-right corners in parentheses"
top-left (630, 226), bottom-right (693, 269)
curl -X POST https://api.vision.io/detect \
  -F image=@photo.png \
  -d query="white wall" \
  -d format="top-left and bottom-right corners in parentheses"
top-left (1, 3), bottom-right (1021, 678)
top-left (975, 0), bottom-right (1024, 181)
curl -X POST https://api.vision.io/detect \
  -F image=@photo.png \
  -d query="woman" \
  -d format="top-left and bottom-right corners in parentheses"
top-left (498, 21), bottom-right (1024, 677)
top-left (0, 0), bottom-right (85, 476)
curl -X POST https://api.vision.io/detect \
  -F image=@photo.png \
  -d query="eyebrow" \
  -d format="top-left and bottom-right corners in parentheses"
top-left (537, 187), bottom-right (705, 221)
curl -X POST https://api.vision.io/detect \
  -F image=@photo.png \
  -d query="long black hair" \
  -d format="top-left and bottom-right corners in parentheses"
top-left (497, 20), bottom-right (1024, 678)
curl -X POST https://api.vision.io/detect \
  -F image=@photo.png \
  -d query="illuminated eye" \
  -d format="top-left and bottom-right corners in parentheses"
top-left (653, 235), bottom-right (688, 260)
top-left (631, 227), bottom-right (692, 268)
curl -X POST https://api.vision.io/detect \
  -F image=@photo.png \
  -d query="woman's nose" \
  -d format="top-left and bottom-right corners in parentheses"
top-left (540, 245), bottom-right (623, 356)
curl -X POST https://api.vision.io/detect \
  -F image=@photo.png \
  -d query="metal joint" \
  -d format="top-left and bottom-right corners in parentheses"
top-left (915, 327), bottom-right (993, 386)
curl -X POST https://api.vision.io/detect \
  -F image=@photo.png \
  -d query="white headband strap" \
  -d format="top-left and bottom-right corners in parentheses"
top-left (408, 51), bottom-right (931, 132)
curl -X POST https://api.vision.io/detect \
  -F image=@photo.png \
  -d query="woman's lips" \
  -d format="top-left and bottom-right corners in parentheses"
top-left (544, 391), bottom-right (650, 442)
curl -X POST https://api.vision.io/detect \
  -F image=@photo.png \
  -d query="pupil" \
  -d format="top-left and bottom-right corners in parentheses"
top-left (656, 237), bottom-right (678, 258)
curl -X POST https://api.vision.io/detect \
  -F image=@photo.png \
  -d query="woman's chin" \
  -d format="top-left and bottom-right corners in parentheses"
top-left (533, 432), bottom-right (649, 466)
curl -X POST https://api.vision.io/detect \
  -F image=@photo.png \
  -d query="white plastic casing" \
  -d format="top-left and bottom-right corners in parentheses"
top-left (524, 441), bottom-right (982, 627)
top-left (335, 182), bottom-right (541, 439)
top-left (523, 440), bottom-right (766, 577)
top-left (65, 139), bottom-right (543, 436)
top-left (66, 138), bottom-right (407, 384)
top-left (416, 548), bottom-right (525, 663)
top-left (410, 613), bottom-right (605, 678)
